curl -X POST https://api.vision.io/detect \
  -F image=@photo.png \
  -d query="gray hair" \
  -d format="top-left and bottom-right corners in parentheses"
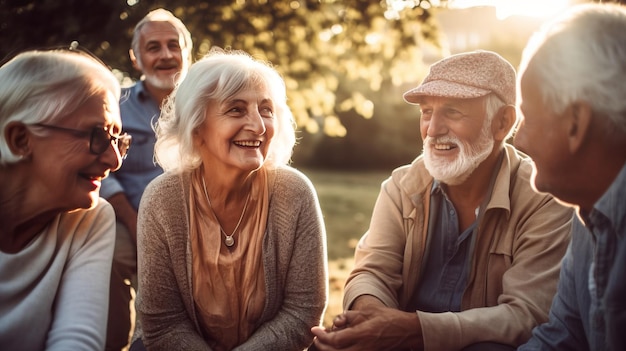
top-left (0, 50), bottom-right (120, 166)
top-left (154, 48), bottom-right (296, 171)
top-left (131, 8), bottom-right (193, 63)
top-left (485, 93), bottom-right (508, 122)
top-left (518, 3), bottom-right (626, 139)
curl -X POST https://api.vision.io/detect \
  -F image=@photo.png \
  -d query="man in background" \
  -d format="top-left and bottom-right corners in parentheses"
top-left (311, 51), bottom-right (573, 350)
top-left (515, 3), bottom-right (626, 350)
top-left (100, 8), bottom-right (192, 351)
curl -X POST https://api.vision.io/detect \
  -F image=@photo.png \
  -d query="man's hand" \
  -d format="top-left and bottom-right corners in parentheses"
top-left (311, 303), bottom-right (424, 351)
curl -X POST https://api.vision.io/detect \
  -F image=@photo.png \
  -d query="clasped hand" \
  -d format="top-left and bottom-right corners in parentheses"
top-left (310, 303), bottom-right (423, 351)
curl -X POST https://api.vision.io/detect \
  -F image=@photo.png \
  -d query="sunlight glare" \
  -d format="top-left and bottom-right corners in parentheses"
top-left (450, 0), bottom-right (571, 20)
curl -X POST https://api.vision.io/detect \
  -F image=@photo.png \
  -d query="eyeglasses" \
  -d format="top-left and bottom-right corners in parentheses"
top-left (30, 123), bottom-right (132, 159)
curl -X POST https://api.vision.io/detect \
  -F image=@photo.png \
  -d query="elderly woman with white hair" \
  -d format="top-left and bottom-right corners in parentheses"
top-left (131, 48), bottom-right (327, 351)
top-left (0, 49), bottom-right (131, 350)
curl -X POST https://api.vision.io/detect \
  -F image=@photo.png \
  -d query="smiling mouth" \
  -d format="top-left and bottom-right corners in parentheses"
top-left (234, 140), bottom-right (261, 148)
top-left (82, 173), bottom-right (105, 182)
top-left (433, 143), bottom-right (457, 150)
top-left (157, 66), bottom-right (179, 72)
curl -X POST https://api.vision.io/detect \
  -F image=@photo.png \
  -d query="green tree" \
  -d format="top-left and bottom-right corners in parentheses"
top-left (1, 0), bottom-right (451, 168)
top-left (2, 1), bottom-right (442, 121)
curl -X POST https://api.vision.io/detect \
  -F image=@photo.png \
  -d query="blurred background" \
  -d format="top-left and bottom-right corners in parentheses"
top-left (2, 0), bottom-right (605, 171)
top-left (1, 0), bottom-right (618, 326)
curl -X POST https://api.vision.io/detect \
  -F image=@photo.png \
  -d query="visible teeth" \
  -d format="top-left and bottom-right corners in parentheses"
top-left (434, 144), bottom-right (452, 150)
top-left (84, 175), bottom-right (101, 181)
top-left (235, 140), bottom-right (261, 147)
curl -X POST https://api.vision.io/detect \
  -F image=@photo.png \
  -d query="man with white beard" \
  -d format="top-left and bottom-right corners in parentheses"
top-left (99, 9), bottom-right (193, 351)
top-left (312, 51), bottom-right (573, 351)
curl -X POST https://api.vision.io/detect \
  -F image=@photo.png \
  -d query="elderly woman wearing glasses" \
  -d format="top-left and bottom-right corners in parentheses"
top-left (0, 49), bottom-right (131, 350)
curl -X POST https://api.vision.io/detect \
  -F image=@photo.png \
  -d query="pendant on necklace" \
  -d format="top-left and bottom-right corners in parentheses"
top-left (224, 235), bottom-right (235, 247)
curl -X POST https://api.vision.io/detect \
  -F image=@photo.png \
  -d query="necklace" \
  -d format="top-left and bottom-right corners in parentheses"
top-left (201, 176), bottom-right (251, 247)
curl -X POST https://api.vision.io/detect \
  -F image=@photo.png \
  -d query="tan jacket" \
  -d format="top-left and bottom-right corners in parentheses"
top-left (344, 145), bottom-right (573, 350)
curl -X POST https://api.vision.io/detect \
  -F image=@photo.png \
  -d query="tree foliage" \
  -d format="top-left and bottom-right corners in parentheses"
top-left (1, 0), bottom-right (443, 135)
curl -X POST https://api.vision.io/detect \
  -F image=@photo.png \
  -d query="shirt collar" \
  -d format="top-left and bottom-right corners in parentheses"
top-left (136, 80), bottom-right (151, 100)
top-left (428, 147), bottom-right (511, 212)
top-left (431, 179), bottom-right (443, 195)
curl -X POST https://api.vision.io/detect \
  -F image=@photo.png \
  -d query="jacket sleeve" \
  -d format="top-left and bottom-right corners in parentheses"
top-left (343, 174), bottom-right (410, 309)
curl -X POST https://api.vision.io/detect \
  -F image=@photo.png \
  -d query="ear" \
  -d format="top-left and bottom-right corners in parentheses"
top-left (4, 121), bottom-right (32, 158)
top-left (129, 49), bottom-right (141, 71)
top-left (192, 126), bottom-right (205, 148)
top-left (567, 102), bottom-right (592, 154)
top-left (491, 105), bottom-right (516, 142)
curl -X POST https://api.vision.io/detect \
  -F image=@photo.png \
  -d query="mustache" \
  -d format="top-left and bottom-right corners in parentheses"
top-left (425, 135), bottom-right (459, 144)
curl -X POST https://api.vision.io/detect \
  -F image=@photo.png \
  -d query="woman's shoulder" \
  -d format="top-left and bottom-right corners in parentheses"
top-left (55, 198), bottom-right (115, 250)
top-left (147, 169), bottom-right (187, 187)
top-left (270, 166), bottom-right (316, 193)
top-left (144, 171), bottom-right (189, 197)
top-left (139, 171), bottom-right (190, 213)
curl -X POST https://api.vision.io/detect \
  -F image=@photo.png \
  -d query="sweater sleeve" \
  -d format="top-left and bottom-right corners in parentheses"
top-left (46, 199), bottom-right (116, 351)
top-left (136, 173), bottom-right (212, 350)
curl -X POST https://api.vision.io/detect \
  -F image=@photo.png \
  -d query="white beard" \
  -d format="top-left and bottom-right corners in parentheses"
top-left (143, 72), bottom-right (178, 91)
top-left (423, 119), bottom-right (494, 185)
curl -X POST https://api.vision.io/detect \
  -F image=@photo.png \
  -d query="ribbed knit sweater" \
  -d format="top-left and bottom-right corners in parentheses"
top-left (0, 199), bottom-right (115, 351)
top-left (134, 166), bottom-right (328, 350)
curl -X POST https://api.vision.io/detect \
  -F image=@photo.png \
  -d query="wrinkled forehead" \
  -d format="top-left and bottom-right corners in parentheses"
top-left (139, 21), bottom-right (185, 45)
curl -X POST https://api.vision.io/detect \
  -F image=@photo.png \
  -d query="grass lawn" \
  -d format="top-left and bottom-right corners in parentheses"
top-left (299, 167), bottom-right (391, 327)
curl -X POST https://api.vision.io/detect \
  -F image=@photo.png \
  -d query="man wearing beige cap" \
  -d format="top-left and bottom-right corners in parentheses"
top-left (311, 51), bottom-right (573, 351)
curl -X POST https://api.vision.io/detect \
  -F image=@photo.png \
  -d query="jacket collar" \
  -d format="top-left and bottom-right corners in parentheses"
top-left (397, 144), bottom-right (524, 217)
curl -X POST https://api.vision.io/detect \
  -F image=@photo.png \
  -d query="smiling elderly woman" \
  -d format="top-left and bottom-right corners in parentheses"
top-left (130, 48), bottom-right (328, 351)
top-left (0, 49), bottom-right (131, 350)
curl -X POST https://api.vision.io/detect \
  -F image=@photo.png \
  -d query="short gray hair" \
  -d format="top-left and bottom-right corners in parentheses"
top-left (131, 8), bottom-right (193, 63)
top-left (518, 3), bottom-right (626, 139)
top-left (0, 50), bottom-right (120, 166)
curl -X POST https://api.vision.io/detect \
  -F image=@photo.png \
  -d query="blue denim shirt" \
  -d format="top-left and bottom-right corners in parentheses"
top-left (100, 81), bottom-right (163, 210)
top-left (519, 163), bottom-right (626, 351)
top-left (407, 182), bottom-right (476, 313)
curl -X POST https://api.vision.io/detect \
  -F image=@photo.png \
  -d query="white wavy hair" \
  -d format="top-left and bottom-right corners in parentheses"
top-left (154, 48), bottom-right (296, 171)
